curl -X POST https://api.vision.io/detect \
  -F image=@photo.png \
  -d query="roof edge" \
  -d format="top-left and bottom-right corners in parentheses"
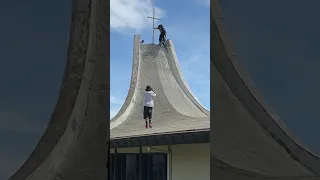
top-left (110, 130), bottom-right (209, 148)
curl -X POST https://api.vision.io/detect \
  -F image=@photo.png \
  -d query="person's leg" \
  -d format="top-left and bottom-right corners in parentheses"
top-left (162, 34), bottom-right (167, 49)
top-left (148, 107), bottom-right (153, 128)
top-left (159, 34), bottom-right (164, 44)
top-left (143, 106), bottom-right (148, 128)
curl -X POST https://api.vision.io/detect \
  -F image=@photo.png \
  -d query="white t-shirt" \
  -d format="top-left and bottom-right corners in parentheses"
top-left (144, 91), bottom-right (157, 107)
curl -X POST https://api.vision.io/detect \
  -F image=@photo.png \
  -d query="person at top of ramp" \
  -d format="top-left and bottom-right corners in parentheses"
top-left (155, 24), bottom-right (166, 46)
top-left (143, 85), bottom-right (157, 129)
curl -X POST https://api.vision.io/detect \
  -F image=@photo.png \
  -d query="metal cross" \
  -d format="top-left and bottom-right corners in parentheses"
top-left (147, 8), bottom-right (161, 44)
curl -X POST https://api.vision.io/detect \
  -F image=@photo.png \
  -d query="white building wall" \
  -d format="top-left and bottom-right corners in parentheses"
top-left (171, 143), bottom-right (210, 180)
top-left (111, 143), bottom-right (210, 180)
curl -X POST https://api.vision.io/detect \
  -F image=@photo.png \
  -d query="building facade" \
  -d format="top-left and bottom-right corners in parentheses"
top-left (109, 143), bottom-right (210, 180)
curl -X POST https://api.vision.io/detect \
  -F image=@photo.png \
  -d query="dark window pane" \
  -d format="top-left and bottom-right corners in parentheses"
top-left (111, 154), bottom-right (139, 180)
top-left (152, 154), bottom-right (167, 180)
top-left (111, 153), bottom-right (167, 180)
top-left (141, 153), bottom-right (167, 180)
top-left (142, 154), bottom-right (154, 180)
top-left (125, 154), bottom-right (139, 180)
top-left (120, 155), bottom-right (126, 180)
top-left (115, 154), bottom-right (124, 180)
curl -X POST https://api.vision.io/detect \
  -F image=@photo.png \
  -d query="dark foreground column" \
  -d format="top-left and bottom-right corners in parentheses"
top-left (8, 0), bottom-right (109, 179)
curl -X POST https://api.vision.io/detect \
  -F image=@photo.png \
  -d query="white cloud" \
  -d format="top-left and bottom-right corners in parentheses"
top-left (110, 0), bottom-right (166, 33)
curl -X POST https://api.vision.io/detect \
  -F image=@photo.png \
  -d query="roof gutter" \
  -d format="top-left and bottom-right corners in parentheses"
top-left (110, 130), bottom-right (209, 148)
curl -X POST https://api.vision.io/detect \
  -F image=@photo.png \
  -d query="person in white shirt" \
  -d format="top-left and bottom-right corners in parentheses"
top-left (143, 85), bottom-right (157, 128)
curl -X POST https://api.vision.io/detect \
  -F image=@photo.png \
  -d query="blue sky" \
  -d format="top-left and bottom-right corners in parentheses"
top-left (110, 0), bottom-right (210, 118)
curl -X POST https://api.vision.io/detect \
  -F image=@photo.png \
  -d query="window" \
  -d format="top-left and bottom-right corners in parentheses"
top-left (115, 154), bottom-right (139, 180)
top-left (141, 154), bottom-right (167, 180)
top-left (110, 153), bottom-right (167, 180)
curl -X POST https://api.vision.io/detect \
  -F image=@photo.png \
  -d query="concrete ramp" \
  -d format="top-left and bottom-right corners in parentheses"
top-left (110, 36), bottom-right (210, 139)
top-left (8, 0), bottom-right (109, 179)
top-left (211, 0), bottom-right (320, 179)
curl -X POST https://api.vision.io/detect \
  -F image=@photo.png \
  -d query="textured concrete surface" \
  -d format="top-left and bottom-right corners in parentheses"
top-left (110, 35), bottom-right (210, 139)
top-left (8, 0), bottom-right (109, 179)
top-left (211, 0), bottom-right (320, 179)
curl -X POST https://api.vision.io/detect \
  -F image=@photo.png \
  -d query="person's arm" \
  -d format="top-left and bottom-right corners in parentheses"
top-left (151, 90), bottom-right (157, 97)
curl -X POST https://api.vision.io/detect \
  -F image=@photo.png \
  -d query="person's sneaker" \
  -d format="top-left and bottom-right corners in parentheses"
top-left (145, 124), bottom-right (148, 129)
top-left (149, 122), bottom-right (152, 128)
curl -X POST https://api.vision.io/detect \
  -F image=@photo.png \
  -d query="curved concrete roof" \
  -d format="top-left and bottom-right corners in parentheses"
top-left (8, 0), bottom-right (109, 179)
top-left (110, 35), bottom-right (210, 139)
top-left (211, 0), bottom-right (320, 179)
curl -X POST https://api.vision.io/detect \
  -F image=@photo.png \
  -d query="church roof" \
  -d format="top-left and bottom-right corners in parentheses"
top-left (110, 36), bottom-right (210, 140)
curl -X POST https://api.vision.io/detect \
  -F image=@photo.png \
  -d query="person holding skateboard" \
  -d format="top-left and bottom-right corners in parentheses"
top-left (155, 24), bottom-right (166, 46)
top-left (143, 85), bottom-right (157, 128)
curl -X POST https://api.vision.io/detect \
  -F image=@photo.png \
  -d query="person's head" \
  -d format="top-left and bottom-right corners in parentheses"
top-left (146, 85), bottom-right (152, 91)
top-left (158, 24), bottom-right (163, 29)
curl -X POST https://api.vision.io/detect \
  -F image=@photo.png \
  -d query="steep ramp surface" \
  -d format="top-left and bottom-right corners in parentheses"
top-left (111, 35), bottom-right (209, 139)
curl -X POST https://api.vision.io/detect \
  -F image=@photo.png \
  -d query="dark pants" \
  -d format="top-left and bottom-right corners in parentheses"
top-left (159, 33), bottom-right (166, 44)
top-left (143, 106), bottom-right (153, 120)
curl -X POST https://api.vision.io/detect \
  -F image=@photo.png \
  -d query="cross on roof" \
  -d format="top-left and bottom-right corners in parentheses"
top-left (147, 8), bottom-right (161, 44)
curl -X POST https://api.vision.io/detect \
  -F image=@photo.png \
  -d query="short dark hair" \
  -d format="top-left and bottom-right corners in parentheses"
top-left (146, 85), bottom-right (152, 91)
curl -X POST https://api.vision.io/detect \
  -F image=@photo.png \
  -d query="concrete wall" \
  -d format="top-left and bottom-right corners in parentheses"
top-left (111, 143), bottom-right (210, 180)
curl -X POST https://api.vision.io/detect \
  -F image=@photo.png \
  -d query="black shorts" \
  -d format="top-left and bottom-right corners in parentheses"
top-left (143, 106), bottom-right (153, 119)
